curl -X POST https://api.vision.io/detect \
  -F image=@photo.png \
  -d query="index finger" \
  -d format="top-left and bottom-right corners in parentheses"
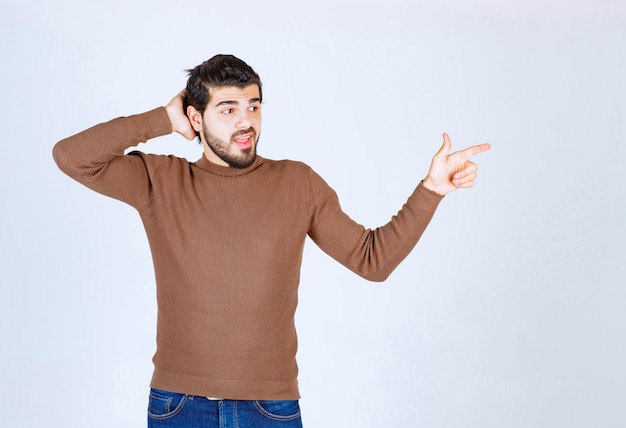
top-left (460, 143), bottom-right (491, 158)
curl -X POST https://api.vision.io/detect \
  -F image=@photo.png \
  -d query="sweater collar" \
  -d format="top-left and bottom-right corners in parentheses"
top-left (194, 153), bottom-right (264, 177)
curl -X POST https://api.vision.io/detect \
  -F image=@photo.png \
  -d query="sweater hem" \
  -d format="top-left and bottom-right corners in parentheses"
top-left (150, 368), bottom-right (300, 400)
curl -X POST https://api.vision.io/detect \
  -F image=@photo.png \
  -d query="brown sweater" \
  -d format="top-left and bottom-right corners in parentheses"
top-left (53, 107), bottom-right (443, 400)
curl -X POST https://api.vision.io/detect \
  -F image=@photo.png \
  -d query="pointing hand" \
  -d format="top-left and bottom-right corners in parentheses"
top-left (423, 133), bottom-right (491, 195)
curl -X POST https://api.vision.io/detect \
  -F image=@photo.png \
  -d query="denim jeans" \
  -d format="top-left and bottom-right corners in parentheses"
top-left (147, 388), bottom-right (303, 428)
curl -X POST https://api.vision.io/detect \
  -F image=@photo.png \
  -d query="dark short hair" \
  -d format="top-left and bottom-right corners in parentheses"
top-left (184, 54), bottom-right (263, 116)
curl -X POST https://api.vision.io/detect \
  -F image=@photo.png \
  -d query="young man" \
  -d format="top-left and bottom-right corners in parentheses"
top-left (53, 54), bottom-right (490, 428)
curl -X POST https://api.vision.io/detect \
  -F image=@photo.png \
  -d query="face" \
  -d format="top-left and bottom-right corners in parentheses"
top-left (191, 84), bottom-right (262, 169)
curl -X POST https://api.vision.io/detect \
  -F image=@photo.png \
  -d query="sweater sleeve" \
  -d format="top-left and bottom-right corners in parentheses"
top-left (52, 107), bottom-right (173, 209)
top-left (306, 168), bottom-right (444, 282)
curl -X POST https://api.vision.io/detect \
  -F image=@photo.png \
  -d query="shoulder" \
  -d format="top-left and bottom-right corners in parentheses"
top-left (262, 158), bottom-right (337, 199)
top-left (127, 150), bottom-right (192, 165)
top-left (127, 150), bottom-right (195, 177)
top-left (261, 157), bottom-right (311, 169)
top-left (260, 158), bottom-right (314, 175)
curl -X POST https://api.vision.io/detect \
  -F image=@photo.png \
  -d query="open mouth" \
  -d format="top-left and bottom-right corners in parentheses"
top-left (232, 129), bottom-right (255, 149)
top-left (233, 134), bottom-right (253, 149)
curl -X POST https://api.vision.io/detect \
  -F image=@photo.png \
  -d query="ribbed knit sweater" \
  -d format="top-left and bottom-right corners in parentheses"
top-left (53, 107), bottom-right (444, 400)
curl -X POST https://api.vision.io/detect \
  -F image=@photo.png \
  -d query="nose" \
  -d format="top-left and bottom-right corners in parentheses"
top-left (235, 110), bottom-right (253, 130)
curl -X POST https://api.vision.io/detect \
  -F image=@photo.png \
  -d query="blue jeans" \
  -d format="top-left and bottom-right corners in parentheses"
top-left (147, 388), bottom-right (303, 428)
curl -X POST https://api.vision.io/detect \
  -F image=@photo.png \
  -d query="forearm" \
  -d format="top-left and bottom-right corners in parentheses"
top-left (350, 182), bottom-right (443, 281)
top-left (53, 107), bottom-right (172, 183)
top-left (309, 172), bottom-right (444, 282)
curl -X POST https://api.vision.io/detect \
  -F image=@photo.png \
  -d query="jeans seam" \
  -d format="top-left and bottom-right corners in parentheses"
top-left (148, 394), bottom-right (188, 420)
top-left (253, 401), bottom-right (301, 421)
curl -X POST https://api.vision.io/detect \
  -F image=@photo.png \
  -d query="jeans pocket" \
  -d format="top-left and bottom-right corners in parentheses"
top-left (253, 400), bottom-right (301, 421)
top-left (148, 388), bottom-right (188, 419)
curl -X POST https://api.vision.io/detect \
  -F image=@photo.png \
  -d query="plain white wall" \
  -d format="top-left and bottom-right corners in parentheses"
top-left (1, 1), bottom-right (625, 427)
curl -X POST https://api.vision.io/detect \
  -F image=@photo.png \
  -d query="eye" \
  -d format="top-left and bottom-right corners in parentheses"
top-left (249, 105), bottom-right (260, 112)
top-left (222, 108), bottom-right (233, 115)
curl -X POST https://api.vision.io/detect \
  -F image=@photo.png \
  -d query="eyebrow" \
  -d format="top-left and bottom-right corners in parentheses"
top-left (214, 97), bottom-right (261, 108)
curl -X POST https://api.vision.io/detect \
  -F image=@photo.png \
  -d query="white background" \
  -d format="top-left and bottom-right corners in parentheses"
top-left (1, 1), bottom-right (625, 427)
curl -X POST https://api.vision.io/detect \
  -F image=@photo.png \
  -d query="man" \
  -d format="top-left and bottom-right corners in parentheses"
top-left (53, 54), bottom-right (490, 427)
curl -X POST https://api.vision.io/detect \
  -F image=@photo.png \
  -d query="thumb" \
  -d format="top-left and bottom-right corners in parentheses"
top-left (434, 133), bottom-right (452, 160)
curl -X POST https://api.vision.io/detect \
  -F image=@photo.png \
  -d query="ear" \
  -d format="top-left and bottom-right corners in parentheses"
top-left (187, 105), bottom-right (204, 133)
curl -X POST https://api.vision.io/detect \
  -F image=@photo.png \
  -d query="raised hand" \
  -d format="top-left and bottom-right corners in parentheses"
top-left (165, 90), bottom-right (197, 141)
top-left (423, 133), bottom-right (491, 195)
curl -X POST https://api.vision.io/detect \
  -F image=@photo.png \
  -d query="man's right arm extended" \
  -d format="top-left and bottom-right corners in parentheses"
top-left (52, 107), bottom-right (173, 207)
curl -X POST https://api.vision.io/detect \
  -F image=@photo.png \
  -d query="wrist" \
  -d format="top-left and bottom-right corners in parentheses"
top-left (164, 104), bottom-right (178, 134)
top-left (422, 176), bottom-right (447, 196)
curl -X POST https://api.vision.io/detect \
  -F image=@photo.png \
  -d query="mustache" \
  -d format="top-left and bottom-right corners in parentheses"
top-left (231, 128), bottom-right (256, 140)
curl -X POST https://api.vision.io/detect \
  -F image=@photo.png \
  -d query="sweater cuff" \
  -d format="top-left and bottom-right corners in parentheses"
top-left (417, 180), bottom-right (445, 203)
top-left (417, 180), bottom-right (445, 208)
top-left (136, 106), bottom-right (174, 142)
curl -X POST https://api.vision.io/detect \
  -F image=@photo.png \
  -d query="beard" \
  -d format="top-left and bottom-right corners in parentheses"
top-left (202, 124), bottom-right (259, 169)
